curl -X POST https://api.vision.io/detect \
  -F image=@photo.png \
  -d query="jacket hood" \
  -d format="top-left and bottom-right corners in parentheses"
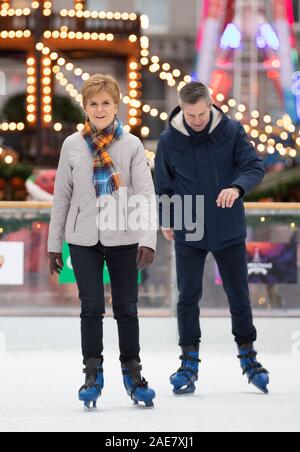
top-left (170, 104), bottom-right (224, 137)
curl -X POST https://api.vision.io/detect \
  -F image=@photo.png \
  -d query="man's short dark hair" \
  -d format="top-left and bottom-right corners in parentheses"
top-left (179, 82), bottom-right (212, 106)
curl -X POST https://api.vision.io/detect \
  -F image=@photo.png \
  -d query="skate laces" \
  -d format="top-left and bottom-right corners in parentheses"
top-left (237, 350), bottom-right (269, 383)
top-left (176, 354), bottom-right (201, 378)
top-left (80, 367), bottom-right (103, 391)
top-left (129, 377), bottom-right (149, 399)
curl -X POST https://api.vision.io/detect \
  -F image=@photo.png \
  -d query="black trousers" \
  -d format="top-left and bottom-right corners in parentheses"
top-left (175, 241), bottom-right (257, 348)
top-left (69, 241), bottom-right (140, 365)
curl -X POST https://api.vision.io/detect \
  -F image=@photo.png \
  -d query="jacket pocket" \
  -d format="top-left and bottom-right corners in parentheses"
top-left (73, 207), bottom-right (80, 232)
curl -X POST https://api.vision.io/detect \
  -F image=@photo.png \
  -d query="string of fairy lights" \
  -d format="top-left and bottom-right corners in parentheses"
top-left (0, 0), bottom-right (299, 161)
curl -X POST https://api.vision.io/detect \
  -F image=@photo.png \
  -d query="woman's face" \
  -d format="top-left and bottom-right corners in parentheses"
top-left (85, 90), bottom-right (118, 131)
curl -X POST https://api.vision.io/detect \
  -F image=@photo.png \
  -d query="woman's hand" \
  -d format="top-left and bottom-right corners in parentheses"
top-left (49, 252), bottom-right (64, 275)
top-left (136, 247), bottom-right (155, 270)
top-left (161, 228), bottom-right (175, 241)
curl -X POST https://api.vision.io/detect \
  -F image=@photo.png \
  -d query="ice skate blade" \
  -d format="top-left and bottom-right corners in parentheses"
top-left (252, 383), bottom-right (269, 395)
top-left (133, 399), bottom-right (155, 408)
top-left (172, 385), bottom-right (196, 396)
top-left (83, 401), bottom-right (98, 411)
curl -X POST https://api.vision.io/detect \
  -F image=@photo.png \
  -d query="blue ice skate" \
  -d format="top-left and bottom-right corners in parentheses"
top-left (238, 344), bottom-right (269, 394)
top-left (122, 359), bottom-right (156, 408)
top-left (170, 347), bottom-right (201, 395)
top-left (79, 358), bottom-right (104, 411)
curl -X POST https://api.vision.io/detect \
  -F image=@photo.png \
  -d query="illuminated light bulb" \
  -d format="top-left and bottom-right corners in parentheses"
top-left (280, 132), bottom-right (288, 140)
top-left (129, 108), bottom-right (138, 117)
top-left (5, 155), bottom-right (13, 164)
top-left (173, 69), bottom-right (181, 78)
top-left (150, 109), bottom-right (159, 117)
top-left (129, 35), bottom-right (138, 43)
top-left (57, 58), bottom-right (66, 66)
top-left (27, 76), bottom-right (36, 85)
top-left (257, 144), bottom-right (265, 153)
top-left (288, 125), bottom-right (296, 133)
top-left (130, 62), bottom-right (138, 70)
top-left (141, 127), bottom-right (150, 137)
top-left (221, 105), bottom-right (229, 113)
top-left (228, 99), bottom-right (236, 107)
top-left (265, 125), bottom-right (273, 134)
top-left (54, 123), bottom-right (62, 132)
top-left (264, 115), bottom-right (272, 123)
top-left (235, 112), bottom-right (243, 121)
top-left (140, 36), bottom-right (149, 49)
top-left (27, 114), bottom-right (36, 123)
top-left (122, 96), bottom-right (130, 105)
top-left (160, 113), bottom-right (168, 121)
top-left (129, 118), bottom-right (138, 126)
top-left (260, 134), bottom-right (268, 143)
top-left (44, 115), bottom-right (52, 123)
top-left (216, 94), bottom-right (225, 102)
top-left (251, 130), bottom-right (259, 138)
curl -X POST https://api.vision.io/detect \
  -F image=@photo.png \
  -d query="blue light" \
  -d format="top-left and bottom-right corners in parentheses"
top-left (256, 35), bottom-right (266, 49)
top-left (220, 23), bottom-right (241, 50)
top-left (260, 24), bottom-right (280, 50)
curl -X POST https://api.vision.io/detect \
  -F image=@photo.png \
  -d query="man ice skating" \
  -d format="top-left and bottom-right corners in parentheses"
top-left (155, 81), bottom-right (269, 395)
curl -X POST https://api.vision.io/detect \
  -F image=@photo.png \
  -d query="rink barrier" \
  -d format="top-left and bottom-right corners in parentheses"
top-left (0, 202), bottom-right (299, 317)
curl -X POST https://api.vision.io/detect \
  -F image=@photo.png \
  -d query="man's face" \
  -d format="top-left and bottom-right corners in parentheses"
top-left (182, 99), bottom-right (212, 132)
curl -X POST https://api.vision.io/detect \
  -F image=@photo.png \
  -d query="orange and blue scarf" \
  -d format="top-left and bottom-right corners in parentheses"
top-left (82, 118), bottom-right (123, 197)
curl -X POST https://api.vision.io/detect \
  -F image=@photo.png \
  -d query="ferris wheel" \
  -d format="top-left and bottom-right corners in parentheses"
top-left (195, 0), bottom-right (299, 123)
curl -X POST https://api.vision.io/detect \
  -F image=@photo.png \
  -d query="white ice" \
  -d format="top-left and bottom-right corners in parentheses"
top-left (0, 317), bottom-right (299, 432)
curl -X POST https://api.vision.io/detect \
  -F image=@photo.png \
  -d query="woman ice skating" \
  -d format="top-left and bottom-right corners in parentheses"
top-left (48, 74), bottom-right (157, 410)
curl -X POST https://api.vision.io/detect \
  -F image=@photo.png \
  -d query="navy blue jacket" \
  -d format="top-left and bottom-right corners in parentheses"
top-left (154, 106), bottom-right (265, 251)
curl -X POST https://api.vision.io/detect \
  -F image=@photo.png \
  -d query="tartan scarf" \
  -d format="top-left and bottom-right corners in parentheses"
top-left (82, 117), bottom-right (123, 197)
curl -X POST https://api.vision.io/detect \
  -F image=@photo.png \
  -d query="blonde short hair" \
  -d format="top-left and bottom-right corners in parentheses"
top-left (82, 74), bottom-right (121, 108)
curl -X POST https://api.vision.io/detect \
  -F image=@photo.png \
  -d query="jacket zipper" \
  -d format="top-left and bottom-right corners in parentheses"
top-left (123, 206), bottom-right (128, 232)
top-left (213, 157), bottom-right (220, 189)
top-left (73, 207), bottom-right (80, 232)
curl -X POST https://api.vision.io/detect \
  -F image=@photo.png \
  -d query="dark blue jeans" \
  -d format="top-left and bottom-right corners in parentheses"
top-left (69, 241), bottom-right (140, 365)
top-left (175, 241), bottom-right (257, 348)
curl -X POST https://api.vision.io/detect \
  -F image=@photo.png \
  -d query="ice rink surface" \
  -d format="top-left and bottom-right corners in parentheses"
top-left (0, 317), bottom-right (299, 432)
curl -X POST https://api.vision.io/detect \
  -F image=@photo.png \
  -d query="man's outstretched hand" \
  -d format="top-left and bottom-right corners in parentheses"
top-left (216, 188), bottom-right (240, 209)
top-left (49, 252), bottom-right (64, 276)
top-left (136, 247), bottom-right (155, 270)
